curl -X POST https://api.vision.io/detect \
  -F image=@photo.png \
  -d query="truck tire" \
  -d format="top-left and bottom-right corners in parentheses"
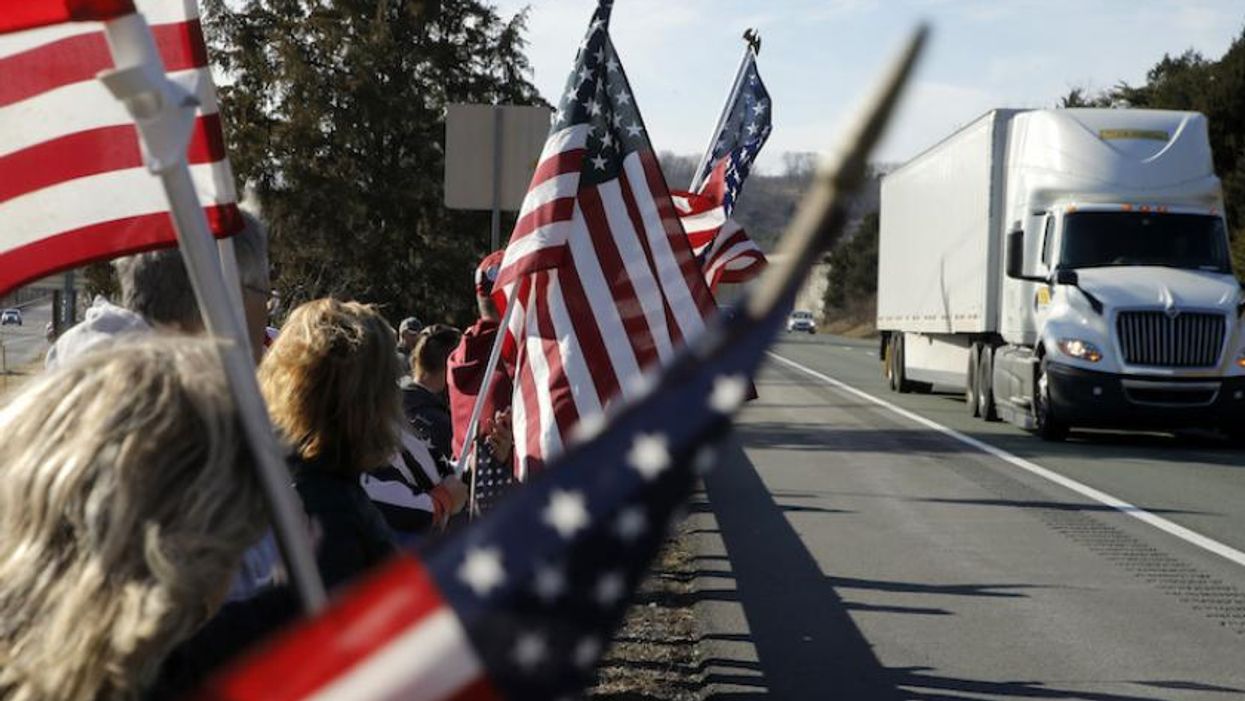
top-left (894, 335), bottom-right (912, 394)
top-left (977, 346), bottom-right (998, 422)
top-left (966, 344), bottom-right (981, 417)
top-left (883, 335), bottom-right (897, 390)
top-left (1033, 358), bottom-right (1068, 442)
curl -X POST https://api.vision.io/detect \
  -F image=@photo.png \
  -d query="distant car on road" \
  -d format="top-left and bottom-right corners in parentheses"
top-left (787, 310), bottom-right (815, 334)
top-left (1, 309), bottom-right (21, 326)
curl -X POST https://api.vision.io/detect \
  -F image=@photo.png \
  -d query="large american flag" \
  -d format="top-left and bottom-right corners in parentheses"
top-left (491, 0), bottom-right (716, 479)
top-left (671, 52), bottom-right (772, 293)
top-left (0, 0), bottom-right (242, 296)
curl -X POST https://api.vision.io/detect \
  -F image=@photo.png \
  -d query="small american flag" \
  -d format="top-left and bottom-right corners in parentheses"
top-left (0, 0), bottom-right (242, 296)
top-left (491, 0), bottom-right (716, 479)
top-left (672, 52), bottom-right (772, 293)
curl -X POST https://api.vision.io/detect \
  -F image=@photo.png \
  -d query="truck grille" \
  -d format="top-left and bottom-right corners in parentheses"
top-left (1116, 311), bottom-right (1225, 368)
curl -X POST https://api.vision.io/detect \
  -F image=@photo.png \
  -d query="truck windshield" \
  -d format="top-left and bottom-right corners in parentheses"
top-left (1060, 211), bottom-right (1231, 273)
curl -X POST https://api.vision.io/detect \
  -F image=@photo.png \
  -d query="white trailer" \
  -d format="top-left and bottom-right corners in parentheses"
top-left (877, 108), bottom-right (1245, 440)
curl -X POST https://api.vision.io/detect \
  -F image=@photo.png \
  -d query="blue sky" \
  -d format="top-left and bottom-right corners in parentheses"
top-left (490, 0), bottom-right (1244, 174)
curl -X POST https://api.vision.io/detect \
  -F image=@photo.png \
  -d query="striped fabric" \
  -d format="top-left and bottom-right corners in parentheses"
top-left (669, 50), bottom-right (772, 294)
top-left (0, 0), bottom-right (242, 296)
top-left (491, 5), bottom-right (715, 480)
top-left (671, 190), bottom-right (767, 291)
top-left (362, 431), bottom-right (452, 536)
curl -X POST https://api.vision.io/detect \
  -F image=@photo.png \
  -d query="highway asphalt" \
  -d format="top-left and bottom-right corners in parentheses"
top-left (689, 332), bottom-right (1245, 700)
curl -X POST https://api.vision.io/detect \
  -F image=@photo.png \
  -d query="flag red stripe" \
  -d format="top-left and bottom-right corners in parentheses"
top-left (528, 148), bottom-right (586, 189)
top-left (193, 557), bottom-right (457, 700)
top-left (0, 114), bottom-right (226, 203)
top-left (617, 172), bottom-right (684, 349)
top-left (0, 0), bottom-right (135, 34)
top-left (0, 204), bottom-right (240, 295)
top-left (532, 273), bottom-right (581, 439)
top-left (640, 150), bottom-right (716, 317)
top-left (515, 286), bottom-right (546, 478)
top-left (577, 186), bottom-right (659, 370)
top-left (0, 18), bottom-right (207, 107)
top-left (492, 245), bottom-right (568, 292)
top-left (556, 264), bottom-right (621, 403)
top-left (510, 197), bottom-right (575, 242)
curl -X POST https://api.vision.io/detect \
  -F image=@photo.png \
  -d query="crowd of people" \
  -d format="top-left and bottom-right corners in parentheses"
top-left (0, 214), bottom-right (518, 700)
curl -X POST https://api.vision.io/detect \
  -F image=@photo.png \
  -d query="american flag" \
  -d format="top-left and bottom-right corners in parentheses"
top-left (491, 0), bottom-right (716, 479)
top-left (195, 245), bottom-right (790, 701)
top-left (671, 52), bottom-right (772, 293)
top-left (0, 0), bottom-right (242, 296)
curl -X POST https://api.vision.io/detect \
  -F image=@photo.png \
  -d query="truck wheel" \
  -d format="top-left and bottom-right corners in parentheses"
top-left (966, 344), bottom-right (981, 417)
top-left (977, 346), bottom-right (998, 422)
top-left (1034, 359), bottom-right (1068, 442)
top-left (883, 335), bottom-right (897, 390)
top-left (894, 335), bottom-right (912, 394)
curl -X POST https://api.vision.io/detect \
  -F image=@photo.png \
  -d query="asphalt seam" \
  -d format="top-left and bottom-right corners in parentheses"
top-left (767, 351), bottom-right (1245, 571)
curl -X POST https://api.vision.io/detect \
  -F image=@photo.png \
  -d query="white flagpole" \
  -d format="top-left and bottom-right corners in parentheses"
top-left (689, 30), bottom-right (760, 193)
top-left (99, 13), bottom-right (326, 613)
top-left (454, 295), bottom-right (518, 516)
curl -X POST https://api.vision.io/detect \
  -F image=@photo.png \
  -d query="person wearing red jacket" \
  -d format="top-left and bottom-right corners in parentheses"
top-left (447, 251), bottom-right (515, 511)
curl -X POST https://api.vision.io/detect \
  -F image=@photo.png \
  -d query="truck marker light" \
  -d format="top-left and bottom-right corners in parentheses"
top-left (1057, 338), bottom-right (1102, 363)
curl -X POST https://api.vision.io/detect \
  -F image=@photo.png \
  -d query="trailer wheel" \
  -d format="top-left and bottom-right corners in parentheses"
top-left (966, 344), bottom-right (981, 416)
top-left (893, 335), bottom-right (913, 394)
top-left (1034, 358), bottom-right (1068, 441)
top-left (977, 346), bottom-right (999, 421)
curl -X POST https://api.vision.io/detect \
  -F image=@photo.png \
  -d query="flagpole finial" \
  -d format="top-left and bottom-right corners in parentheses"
top-left (743, 28), bottom-right (760, 55)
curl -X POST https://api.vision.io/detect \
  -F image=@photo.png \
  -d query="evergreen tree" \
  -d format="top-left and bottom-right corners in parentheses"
top-left (201, 0), bottom-right (545, 326)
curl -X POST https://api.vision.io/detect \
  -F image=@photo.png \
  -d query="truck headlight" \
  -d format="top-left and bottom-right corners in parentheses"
top-left (1057, 338), bottom-right (1102, 363)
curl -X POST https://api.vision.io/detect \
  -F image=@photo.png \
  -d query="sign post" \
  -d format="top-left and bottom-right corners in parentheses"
top-left (445, 103), bottom-right (552, 251)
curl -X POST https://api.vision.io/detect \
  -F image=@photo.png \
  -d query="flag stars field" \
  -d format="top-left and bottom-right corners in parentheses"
top-left (573, 636), bottom-right (603, 669)
top-left (628, 433), bottom-right (671, 481)
top-left (710, 373), bottom-right (749, 414)
top-left (459, 546), bottom-right (506, 597)
top-left (614, 505), bottom-right (648, 543)
top-left (533, 563), bottom-right (567, 603)
top-left (594, 571), bottom-right (627, 607)
top-left (544, 489), bottom-right (591, 539)
top-left (512, 631), bottom-right (548, 672)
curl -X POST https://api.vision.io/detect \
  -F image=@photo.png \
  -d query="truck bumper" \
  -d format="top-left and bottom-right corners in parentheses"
top-left (1046, 362), bottom-right (1245, 429)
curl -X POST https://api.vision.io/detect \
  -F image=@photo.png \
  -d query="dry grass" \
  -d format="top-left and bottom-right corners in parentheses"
top-left (588, 522), bottom-right (703, 700)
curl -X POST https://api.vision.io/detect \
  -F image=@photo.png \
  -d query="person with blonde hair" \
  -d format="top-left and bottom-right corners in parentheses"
top-left (0, 338), bottom-right (268, 701)
top-left (259, 298), bottom-right (404, 588)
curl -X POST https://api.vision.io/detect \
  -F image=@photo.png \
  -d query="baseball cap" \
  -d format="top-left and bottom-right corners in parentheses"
top-left (475, 250), bottom-right (505, 297)
top-left (398, 316), bottom-right (423, 334)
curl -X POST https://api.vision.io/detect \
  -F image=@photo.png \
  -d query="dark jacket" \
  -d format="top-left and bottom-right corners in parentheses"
top-left (402, 383), bottom-right (453, 461)
top-left (147, 587), bottom-right (298, 699)
top-left (291, 453), bottom-right (396, 591)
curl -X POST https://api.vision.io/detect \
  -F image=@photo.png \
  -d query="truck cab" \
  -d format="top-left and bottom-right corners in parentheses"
top-left (877, 107), bottom-right (1245, 441)
top-left (993, 110), bottom-right (1245, 439)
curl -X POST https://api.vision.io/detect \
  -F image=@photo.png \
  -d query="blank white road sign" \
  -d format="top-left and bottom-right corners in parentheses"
top-left (444, 104), bottom-right (553, 211)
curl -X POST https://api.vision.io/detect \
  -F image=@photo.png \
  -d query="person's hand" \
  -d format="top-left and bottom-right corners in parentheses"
top-left (484, 407), bottom-right (513, 461)
top-left (441, 475), bottom-right (469, 515)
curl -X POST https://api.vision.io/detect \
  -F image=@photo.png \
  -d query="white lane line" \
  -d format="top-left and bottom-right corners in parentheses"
top-left (767, 351), bottom-right (1245, 570)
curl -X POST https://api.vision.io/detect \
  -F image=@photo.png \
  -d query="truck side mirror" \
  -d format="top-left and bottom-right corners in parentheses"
top-left (1054, 269), bottom-right (1078, 286)
top-left (1005, 229), bottom-right (1025, 279)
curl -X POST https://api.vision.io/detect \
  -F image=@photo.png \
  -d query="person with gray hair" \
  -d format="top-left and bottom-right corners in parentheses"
top-left (0, 337), bottom-right (269, 701)
top-left (47, 212), bottom-right (272, 368)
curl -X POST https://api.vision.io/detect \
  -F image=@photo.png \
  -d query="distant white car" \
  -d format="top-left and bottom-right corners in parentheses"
top-left (1, 308), bottom-right (21, 326)
top-left (786, 310), bottom-right (815, 334)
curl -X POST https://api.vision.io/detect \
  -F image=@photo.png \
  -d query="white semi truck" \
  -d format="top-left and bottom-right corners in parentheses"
top-left (877, 108), bottom-right (1245, 440)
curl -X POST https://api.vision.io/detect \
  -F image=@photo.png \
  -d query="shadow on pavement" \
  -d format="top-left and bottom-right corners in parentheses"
top-left (736, 423), bottom-right (979, 454)
top-left (697, 442), bottom-right (1221, 701)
